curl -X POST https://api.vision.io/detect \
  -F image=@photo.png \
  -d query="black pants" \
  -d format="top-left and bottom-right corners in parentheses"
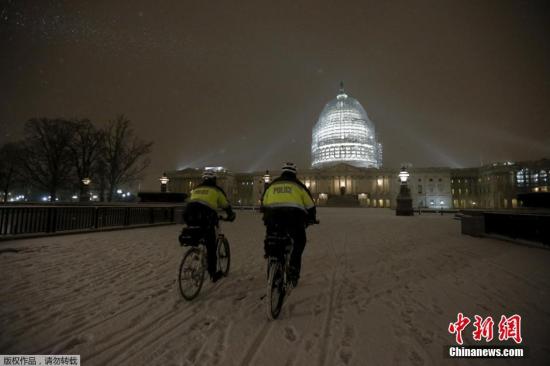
top-left (264, 208), bottom-right (307, 277)
top-left (202, 227), bottom-right (218, 277)
top-left (184, 202), bottom-right (219, 277)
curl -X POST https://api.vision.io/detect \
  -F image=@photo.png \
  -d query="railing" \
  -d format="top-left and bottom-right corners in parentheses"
top-left (0, 204), bottom-right (177, 238)
top-left (460, 209), bottom-right (550, 247)
top-left (484, 212), bottom-right (550, 246)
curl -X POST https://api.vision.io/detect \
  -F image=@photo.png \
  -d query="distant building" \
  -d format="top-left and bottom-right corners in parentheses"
top-left (167, 160), bottom-right (550, 209)
top-left (167, 83), bottom-right (549, 209)
top-left (312, 82), bottom-right (382, 169)
top-left (451, 159), bottom-right (550, 209)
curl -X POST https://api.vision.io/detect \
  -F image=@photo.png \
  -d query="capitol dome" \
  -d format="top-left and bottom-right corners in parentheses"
top-left (311, 83), bottom-right (382, 169)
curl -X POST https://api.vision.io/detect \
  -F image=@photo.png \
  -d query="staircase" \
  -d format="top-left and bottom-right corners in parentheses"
top-left (326, 194), bottom-right (360, 207)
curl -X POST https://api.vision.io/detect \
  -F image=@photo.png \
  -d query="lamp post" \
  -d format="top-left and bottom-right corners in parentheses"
top-left (160, 173), bottom-right (169, 193)
top-left (396, 166), bottom-right (413, 216)
top-left (262, 170), bottom-right (271, 192)
top-left (80, 177), bottom-right (91, 202)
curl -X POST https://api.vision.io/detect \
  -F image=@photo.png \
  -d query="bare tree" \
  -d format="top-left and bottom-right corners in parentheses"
top-left (20, 118), bottom-right (77, 202)
top-left (101, 115), bottom-right (153, 201)
top-left (0, 142), bottom-right (23, 203)
top-left (69, 119), bottom-right (104, 201)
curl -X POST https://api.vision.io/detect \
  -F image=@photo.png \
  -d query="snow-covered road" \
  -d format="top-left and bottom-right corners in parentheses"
top-left (1, 208), bottom-right (549, 365)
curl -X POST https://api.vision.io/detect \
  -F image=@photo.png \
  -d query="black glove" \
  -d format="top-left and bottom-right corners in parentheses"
top-left (226, 210), bottom-right (236, 222)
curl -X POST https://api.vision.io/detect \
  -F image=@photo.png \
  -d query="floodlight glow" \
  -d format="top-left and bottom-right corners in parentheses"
top-left (312, 83), bottom-right (382, 168)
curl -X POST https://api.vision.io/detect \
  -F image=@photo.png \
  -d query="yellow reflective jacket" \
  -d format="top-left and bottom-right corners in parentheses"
top-left (262, 179), bottom-right (315, 212)
top-left (189, 185), bottom-right (229, 211)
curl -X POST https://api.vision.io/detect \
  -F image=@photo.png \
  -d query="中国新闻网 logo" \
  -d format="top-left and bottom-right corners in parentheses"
top-left (448, 313), bottom-right (522, 345)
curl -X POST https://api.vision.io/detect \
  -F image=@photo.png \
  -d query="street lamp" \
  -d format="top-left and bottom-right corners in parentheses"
top-left (160, 173), bottom-right (169, 193)
top-left (396, 166), bottom-right (413, 216)
top-left (262, 170), bottom-right (271, 192)
top-left (80, 177), bottom-right (91, 202)
top-left (398, 169), bottom-right (410, 184)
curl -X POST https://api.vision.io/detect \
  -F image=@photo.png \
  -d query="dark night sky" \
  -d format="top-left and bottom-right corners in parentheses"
top-left (1, 0), bottom-right (549, 189)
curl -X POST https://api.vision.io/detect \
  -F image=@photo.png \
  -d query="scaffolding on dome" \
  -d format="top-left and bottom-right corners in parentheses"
top-left (311, 83), bottom-right (382, 169)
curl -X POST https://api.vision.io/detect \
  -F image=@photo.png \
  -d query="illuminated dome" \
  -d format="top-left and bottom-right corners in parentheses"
top-left (311, 82), bottom-right (382, 168)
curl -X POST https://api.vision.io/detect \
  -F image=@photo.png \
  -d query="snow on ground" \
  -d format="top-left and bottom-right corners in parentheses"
top-left (1, 208), bottom-right (549, 366)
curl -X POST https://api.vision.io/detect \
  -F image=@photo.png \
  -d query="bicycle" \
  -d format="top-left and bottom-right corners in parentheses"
top-left (177, 216), bottom-right (231, 301)
top-left (264, 219), bottom-right (319, 320)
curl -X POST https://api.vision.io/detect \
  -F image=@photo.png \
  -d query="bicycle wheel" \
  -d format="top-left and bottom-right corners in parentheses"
top-left (266, 261), bottom-right (285, 320)
top-left (178, 247), bottom-right (206, 301)
top-left (217, 237), bottom-right (231, 276)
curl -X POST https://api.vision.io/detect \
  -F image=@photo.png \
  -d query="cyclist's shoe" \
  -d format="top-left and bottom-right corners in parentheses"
top-left (211, 271), bottom-right (223, 283)
top-left (288, 267), bottom-right (300, 287)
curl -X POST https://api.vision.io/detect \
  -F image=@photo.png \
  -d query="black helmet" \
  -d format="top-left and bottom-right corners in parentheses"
top-left (281, 162), bottom-right (297, 175)
top-left (202, 170), bottom-right (216, 182)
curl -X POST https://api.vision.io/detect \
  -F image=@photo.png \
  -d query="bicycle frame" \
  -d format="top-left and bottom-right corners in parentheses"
top-left (264, 233), bottom-right (294, 320)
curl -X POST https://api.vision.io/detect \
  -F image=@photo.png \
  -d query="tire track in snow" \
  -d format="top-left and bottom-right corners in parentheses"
top-left (317, 269), bottom-right (337, 366)
top-left (82, 298), bottom-right (202, 365)
top-left (239, 321), bottom-right (273, 366)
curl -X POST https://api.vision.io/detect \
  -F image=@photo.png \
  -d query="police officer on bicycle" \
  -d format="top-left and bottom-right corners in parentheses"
top-left (261, 162), bottom-right (317, 287)
top-left (182, 170), bottom-right (236, 282)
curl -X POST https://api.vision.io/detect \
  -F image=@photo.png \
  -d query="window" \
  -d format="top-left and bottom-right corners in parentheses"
top-left (418, 185), bottom-right (423, 194)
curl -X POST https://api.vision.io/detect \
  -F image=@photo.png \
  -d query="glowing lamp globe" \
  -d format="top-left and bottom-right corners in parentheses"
top-left (398, 167), bottom-right (409, 184)
top-left (159, 174), bottom-right (169, 185)
top-left (262, 170), bottom-right (271, 184)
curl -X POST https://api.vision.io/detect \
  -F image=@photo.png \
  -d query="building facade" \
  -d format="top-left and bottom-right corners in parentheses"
top-left (166, 160), bottom-right (550, 210)
top-left (451, 160), bottom-right (550, 209)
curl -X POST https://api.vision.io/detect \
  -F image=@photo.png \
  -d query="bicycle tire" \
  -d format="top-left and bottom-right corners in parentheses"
top-left (217, 237), bottom-right (231, 276)
top-left (178, 247), bottom-right (205, 301)
top-left (266, 261), bottom-right (285, 320)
